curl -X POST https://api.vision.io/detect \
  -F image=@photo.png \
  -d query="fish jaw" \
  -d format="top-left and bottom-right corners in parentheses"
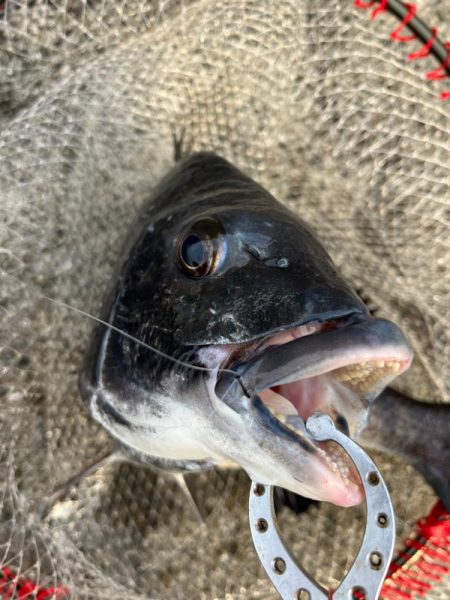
top-left (244, 396), bottom-right (365, 506)
top-left (80, 315), bottom-right (411, 508)
top-left (204, 315), bottom-right (412, 507)
top-left (198, 371), bottom-right (365, 507)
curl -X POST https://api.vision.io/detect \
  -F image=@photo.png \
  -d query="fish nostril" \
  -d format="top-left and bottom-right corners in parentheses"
top-left (335, 413), bottom-right (349, 435)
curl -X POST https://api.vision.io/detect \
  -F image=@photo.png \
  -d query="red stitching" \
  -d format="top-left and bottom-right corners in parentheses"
top-left (372, 0), bottom-right (389, 19)
top-left (426, 42), bottom-right (450, 80)
top-left (390, 3), bottom-right (417, 42)
top-left (354, 0), bottom-right (388, 19)
top-left (408, 27), bottom-right (437, 60)
top-left (354, 0), bottom-right (379, 8)
top-left (354, 0), bottom-right (450, 99)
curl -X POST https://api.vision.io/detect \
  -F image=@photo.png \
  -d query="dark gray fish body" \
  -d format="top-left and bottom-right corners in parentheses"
top-left (361, 389), bottom-right (450, 509)
top-left (80, 153), bottom-right (447, 507)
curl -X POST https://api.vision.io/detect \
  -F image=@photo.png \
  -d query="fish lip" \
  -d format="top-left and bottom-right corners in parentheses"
top-left (245, 394), bottom-right (365, 506)
top-left (210, 314), bottom-right (411, 506)
top-left (215, 314), bottom-right (412, 404)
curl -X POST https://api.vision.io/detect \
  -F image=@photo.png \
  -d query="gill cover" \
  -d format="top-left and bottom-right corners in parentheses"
top-left (98, 153), bottom-right (367, 354)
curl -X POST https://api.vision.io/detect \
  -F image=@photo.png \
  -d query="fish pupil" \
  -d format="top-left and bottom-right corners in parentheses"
top-left (181, 234), bottom-right (205, 268)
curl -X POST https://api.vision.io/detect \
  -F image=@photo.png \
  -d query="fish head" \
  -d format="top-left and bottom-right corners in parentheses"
top-left (80, 153), bottom-right (412, 507)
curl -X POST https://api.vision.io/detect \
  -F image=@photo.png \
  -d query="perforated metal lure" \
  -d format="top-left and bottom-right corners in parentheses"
top-left (249, 413), bottom-right (395, 600)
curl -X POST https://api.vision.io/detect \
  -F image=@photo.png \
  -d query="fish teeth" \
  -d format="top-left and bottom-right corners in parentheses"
top-left (332, 358), bottom-right (403, 393)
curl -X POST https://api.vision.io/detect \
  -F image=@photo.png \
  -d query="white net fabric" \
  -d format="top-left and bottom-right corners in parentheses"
top-left (0, 1), bottom-right (449, 598)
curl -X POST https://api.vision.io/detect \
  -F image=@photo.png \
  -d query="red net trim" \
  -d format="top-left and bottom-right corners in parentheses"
top-left (0, 566), bottom-right (69, 599)
top-left (1, 502), bottom-right (448, 599)
top-left (347, 501), bottom-right (450, 600)
top-left (355, 0), bottom-right (450, 100)
top-left (380, 501), bottom-right (450, 600)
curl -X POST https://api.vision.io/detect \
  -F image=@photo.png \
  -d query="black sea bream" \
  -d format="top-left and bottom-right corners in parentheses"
top-left (80, 153), bottom-right (449, 508)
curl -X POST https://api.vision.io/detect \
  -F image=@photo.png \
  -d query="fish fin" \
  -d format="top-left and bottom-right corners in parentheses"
top-left (40, 446), bottom-right (123, 519)
top-left (173, 128), bottom-right (191, 162)
top-left (170, 472), bottom-right (206, 524)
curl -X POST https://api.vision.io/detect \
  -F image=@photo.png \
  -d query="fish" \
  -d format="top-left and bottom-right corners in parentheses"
top-left (79, 152), bottom-right (448, 509)
top-left (360, 388), bottom-right (450, 509)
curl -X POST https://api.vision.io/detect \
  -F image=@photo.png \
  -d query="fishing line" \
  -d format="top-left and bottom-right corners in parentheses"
top-left (43, 296), bottom-right (243, 381)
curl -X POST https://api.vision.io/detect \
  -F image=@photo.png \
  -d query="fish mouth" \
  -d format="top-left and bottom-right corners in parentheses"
top-left (213, 315), bottom-right (412, 506)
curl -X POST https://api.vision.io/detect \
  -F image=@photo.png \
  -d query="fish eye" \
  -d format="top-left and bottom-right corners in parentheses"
top-left (177, 218), bottom-right (225, 278)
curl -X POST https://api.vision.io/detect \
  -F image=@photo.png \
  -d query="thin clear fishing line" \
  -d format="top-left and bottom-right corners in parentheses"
top-left (43, 296), bottom-right (241, 380)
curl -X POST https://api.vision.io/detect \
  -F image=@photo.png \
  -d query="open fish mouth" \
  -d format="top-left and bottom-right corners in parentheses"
top-left (213, 315), bottom-right (412, 506)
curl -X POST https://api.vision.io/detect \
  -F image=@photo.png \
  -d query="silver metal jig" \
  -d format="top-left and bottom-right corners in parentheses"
top-left (249, 413), bottom-right (395, 600)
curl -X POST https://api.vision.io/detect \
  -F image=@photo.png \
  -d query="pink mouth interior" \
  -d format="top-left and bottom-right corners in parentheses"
top-left (251, 321), bottom-right (410, 505)
top-left (210, 319), bottom-right (410, 507)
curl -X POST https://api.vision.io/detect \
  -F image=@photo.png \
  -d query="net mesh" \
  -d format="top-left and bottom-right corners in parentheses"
top-left (0, 1), bottom-right (448, 598)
